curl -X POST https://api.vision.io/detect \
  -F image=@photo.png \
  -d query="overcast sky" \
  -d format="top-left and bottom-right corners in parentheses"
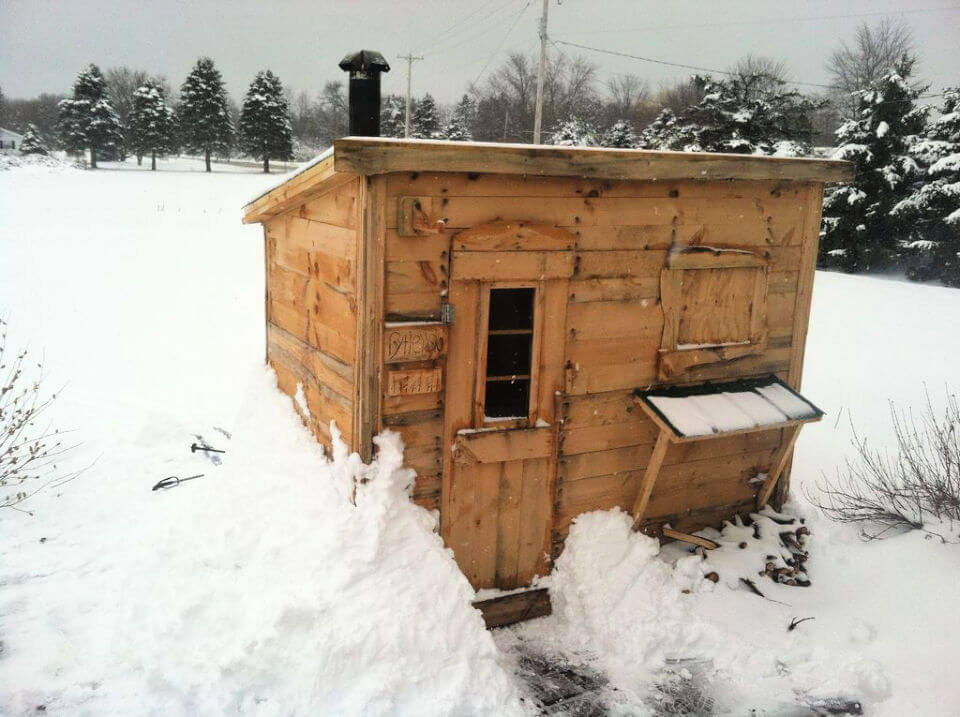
top-left (1, 0), bottom-right (958, 105)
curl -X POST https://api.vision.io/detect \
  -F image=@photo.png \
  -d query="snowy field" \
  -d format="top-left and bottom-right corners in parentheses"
top-left (1, 156), bottom-right (959, 715)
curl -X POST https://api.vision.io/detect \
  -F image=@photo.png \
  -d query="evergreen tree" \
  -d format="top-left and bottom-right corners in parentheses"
top-left (238, 70), bottom-right (293, 173)
top-left (550, 117), bottom-right (599, 146)
top-left (440, 95), bottom-right (475, 141)
top-left (380, 94), bottom-right (406, 138)
top-left (820, 63), bottom-right (928, 272)
top-left (178, 57), bottom-right (233, 172)
top-left (600, 119), bottom-right (637, 148)
top-left (412, 93), bottom-right (441, 138)
top-left (56, 64), bottom-right (123, 168)
top-left (18, 124), bottom-right (47, 155)
top-left (640, 74), bottom-right (820, 155)
top-left (892, 86), bottom-right (960, 285)
top-left (128, 80), bottom-right (177, 170)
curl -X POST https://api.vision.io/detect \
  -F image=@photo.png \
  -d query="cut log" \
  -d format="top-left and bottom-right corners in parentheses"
top-left (662, 526), bottom-right (719, 550)
top-left (472, 588), bottom-right (552, 628)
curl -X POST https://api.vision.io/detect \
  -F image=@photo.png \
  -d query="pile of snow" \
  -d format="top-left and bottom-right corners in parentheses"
top-left (0, 153), bottom-right (75, 172)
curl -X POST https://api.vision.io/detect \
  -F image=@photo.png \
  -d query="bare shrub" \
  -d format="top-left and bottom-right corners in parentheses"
top-left (0, 319), bottom-right (77, 511)
top-left (809, 390), bottom-right (960, 540)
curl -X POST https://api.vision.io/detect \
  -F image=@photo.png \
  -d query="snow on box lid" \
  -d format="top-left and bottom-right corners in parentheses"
top-left (635, 376), bottom-right (823, 439)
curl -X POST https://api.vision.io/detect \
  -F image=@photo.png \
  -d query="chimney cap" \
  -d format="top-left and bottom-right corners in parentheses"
top-left (338, 50), bottom-right (390, 73)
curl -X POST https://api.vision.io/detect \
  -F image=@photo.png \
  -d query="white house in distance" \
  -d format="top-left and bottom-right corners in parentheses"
top-left (1, 127), bottom-right (25, 154)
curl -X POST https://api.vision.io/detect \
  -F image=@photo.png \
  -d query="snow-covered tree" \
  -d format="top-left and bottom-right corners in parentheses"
top-left (439, 94), bottom-right (475, 141)
top-left (57, 64), bottom-right (123, 168)
top-left (640, 74), bottom-right (820, 155)
top-left (892, 86), bottom-right (960, 285)
top-left (412, 93), bottom-right (441, 139)
top-left (18, 125), bottom-right (48, 155)
top-left (820, 63), bottom-right (928, 272)
top-left (238, 70), bottom-right (293, 173)
top-left (178, 57), bottom-right (233, 172)
top-left (380, 94), bottom-right (405, 138)
top-left (600, 119), bottom-right (637, 148)
top-left (550, 117), bottom-right (599, 146)
top-left (128, 80), bottom-right (177, 170)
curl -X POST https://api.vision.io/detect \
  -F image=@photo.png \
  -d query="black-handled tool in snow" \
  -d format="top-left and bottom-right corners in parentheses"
top-left (190, 443), bottom-right (225, 454)
top-left (151, 474), bottom-right (205, 491)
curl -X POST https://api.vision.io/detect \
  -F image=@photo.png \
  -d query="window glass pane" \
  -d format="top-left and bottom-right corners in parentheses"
top-left (486, 334), bottom-right (532, 377)
top-left (488, 288), bottom-right (534, 331)
top-left (484, 287), bottom-right (535, 419)
top-left (484, 380), bottom-right (530, 420)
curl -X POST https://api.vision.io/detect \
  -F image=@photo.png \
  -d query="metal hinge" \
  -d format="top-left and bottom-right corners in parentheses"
top-left (441, 303), bottom-right (455, 324)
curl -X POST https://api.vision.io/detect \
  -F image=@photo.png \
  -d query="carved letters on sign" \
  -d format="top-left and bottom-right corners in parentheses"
top-left (386, 367), bottom-right (443, 396)
top-left (384, 324), bottom-right (447, 364)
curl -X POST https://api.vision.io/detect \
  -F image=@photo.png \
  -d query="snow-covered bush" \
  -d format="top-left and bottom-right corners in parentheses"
top-left (238, 70), bottom-right (293, 173)
top-left (893, 86), bottom-right (960, 286)
top-left (600, 119), bottom-right (637, 148)
top-left (18, 124), bottom-right (48, 155)
top-left (820, 61), bottom-right (928, 273)
top-left (811, 390), bottom-right (960, 540)
top-left (550, 116), bottom-right (599, 146)
top-left (639, 73), bottom-right (820, 156)
top-left (0, 319), bottom-right (73, 511)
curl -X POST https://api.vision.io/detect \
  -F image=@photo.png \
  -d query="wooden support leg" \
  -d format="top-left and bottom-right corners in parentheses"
top-left (631, 428), bottom-right (671, 531)
top-left (756, 425), bottom-right (803, 510)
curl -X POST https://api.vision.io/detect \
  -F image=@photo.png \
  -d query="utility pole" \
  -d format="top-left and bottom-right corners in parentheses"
top-left (532, 0), bottom-right (549, 144)
top-left (398, 53), bottom-right (423, 138)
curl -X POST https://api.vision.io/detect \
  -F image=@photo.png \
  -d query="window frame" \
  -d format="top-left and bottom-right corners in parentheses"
top-left (658, 250), bottom-right (769, 381)
top-left (473, 280), bottom-right (544, 429)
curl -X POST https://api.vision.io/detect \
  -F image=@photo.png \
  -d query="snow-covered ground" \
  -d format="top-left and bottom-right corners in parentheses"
top-left (1, 156), bottom-right (959, 714)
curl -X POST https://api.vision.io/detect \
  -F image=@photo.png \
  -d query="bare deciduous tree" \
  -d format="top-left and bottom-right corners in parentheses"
top-left (730, 54), bottom-right (790, 99)
top-left (826, 18), bottom-right (919, 112)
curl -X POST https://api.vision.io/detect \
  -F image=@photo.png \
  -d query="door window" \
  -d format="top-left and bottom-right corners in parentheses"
top-left (483, 287), bottom-right (535, 421)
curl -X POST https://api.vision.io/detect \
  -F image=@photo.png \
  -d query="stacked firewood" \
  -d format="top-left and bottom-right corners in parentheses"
top-left (760, 523), bottom-right (811, 587)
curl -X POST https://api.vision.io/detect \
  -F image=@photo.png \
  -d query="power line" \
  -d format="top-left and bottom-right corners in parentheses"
top-left (416, 0), bottom-right (500, 54)
top-left (420, 0), bottom-right (525, 56)
top-left (472, 2), bottom-right (533, 87)
top-left (552, 5), bottom-right (960, 37)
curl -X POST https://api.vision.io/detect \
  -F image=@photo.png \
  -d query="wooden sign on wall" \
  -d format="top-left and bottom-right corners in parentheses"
top-left (386, 366), bottom-right (444, 396)
top-left (384, 324), bottom-right (447, 364)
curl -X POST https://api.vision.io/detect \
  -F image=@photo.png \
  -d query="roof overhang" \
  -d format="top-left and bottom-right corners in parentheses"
top-left (243, 137), bottom-right (854, 224)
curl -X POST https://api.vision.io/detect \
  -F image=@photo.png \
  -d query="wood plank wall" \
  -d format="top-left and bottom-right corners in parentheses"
top-left (264, 177), bottom-right (361, 452)
top-left (382, 172), bottom-right (819, 536)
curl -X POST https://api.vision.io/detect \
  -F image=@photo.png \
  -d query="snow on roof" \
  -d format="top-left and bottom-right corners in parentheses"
top-left (637, 376), bottom-right (822, 438)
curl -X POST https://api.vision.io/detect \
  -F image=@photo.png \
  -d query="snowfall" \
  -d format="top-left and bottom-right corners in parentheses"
top-left (1, 155), bottom-right (959, 716)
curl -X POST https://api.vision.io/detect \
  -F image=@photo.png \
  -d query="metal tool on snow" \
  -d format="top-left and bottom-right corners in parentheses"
top-left (190, 442), bottom-right (225, 455)
top-left (151, 474), bottom-right (205, 491)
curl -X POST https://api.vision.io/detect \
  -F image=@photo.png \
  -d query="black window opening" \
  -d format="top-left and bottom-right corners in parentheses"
top-left (484, 287), bottom-right (535, 420)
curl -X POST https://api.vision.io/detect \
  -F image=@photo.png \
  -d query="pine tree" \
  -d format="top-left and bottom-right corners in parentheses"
top-left (412, 93), bottom-right (441, 139)
top-left (892, 86), bottom-right (960, 285)
top-left (550, 117), bottom-right (599, 146)
top-left (238, 70), bottom-right (293, 173)
top-left (600, 120), bottom-right (637, 148)
top-left (19, 124), bottom-right (48, 155)
top-left (178, 57), bottom-right (233, 172)
top-left (820, 62), bottom-right (928, 272)
top-left (128, 80), bottom-right (177, 170)
top-left (380, 94), bottom-right (406, 138)
top-left (439, 95), bottom-right (475, 141)
top-left (640, 74), bottom-right (820, 155)
top-left (56, 64), bottom-right (123, 168)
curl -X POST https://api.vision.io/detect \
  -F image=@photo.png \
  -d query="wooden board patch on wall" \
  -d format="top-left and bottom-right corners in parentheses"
top-left (384, 324), bottom-right (448, 364)
top-left (386, 366), bottom-right (444, 396)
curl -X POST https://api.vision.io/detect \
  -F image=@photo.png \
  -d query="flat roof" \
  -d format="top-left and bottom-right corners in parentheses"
top-left (243, 137), bottom-right (854, 224)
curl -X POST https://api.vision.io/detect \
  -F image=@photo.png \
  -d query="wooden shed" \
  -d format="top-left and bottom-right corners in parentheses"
top-left (242, 137), bottom-right (852, 621)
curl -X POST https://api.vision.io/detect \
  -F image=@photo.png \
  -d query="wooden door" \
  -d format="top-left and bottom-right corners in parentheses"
top-left (440, 223), bottom-right (574, 590)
